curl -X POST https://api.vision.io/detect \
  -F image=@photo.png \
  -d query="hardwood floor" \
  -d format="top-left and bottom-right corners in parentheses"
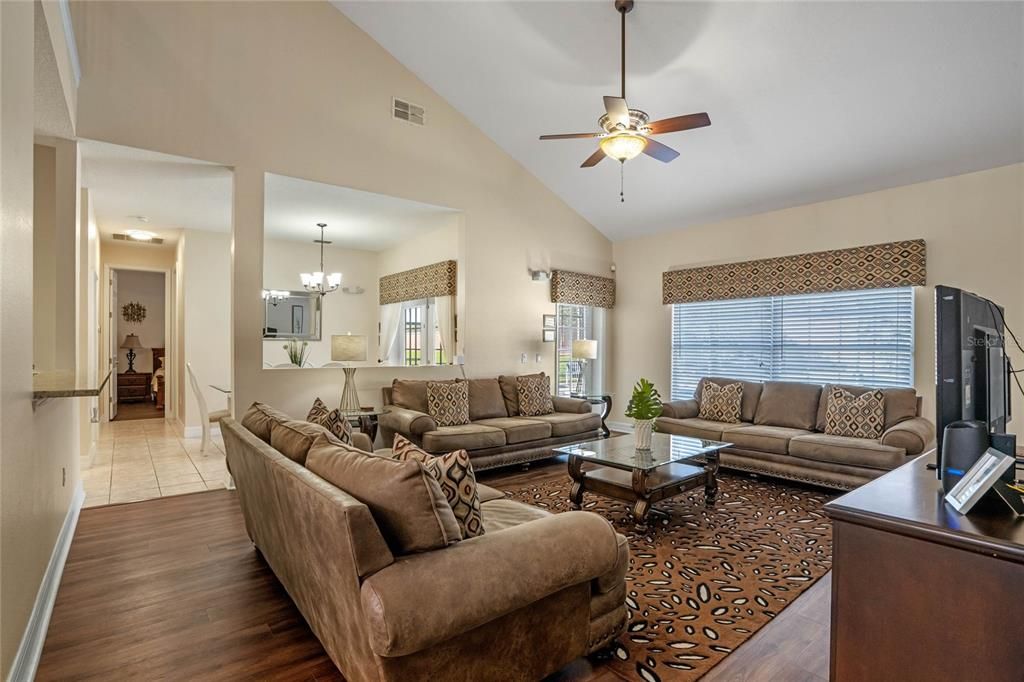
top-left (38, 458), bottom-right (830, 681)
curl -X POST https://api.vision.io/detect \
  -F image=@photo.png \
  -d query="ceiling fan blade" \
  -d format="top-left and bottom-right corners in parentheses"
top-left (603, 96), bottom-right (631, 127)
top-left (642, 138), bottom-right (680, 163)
top-left (581, 148), bottom-right (606, 168)
top-left (647, 112), bottom-right (711, 135)
top-left (539, 132), bottom-right (604, 140)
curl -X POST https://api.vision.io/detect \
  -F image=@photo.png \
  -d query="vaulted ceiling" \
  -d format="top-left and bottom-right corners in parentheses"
top-left (334, 1), bottom-right (1024, 241)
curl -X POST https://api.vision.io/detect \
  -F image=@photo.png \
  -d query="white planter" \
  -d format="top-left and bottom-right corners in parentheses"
top-left (634, 419), bottom-right (655, 450)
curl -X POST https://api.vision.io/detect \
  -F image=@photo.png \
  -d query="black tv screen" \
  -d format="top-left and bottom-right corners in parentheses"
top-left (935, 285), bottom-right (1011, 454)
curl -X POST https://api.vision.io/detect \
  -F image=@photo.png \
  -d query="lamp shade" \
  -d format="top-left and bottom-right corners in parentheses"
top-left (120, 333), bottom-right (143, 350)
top-left (572, 339), bottom-right (598, 360)
top-left (332, 334), bottom-right (367, 362)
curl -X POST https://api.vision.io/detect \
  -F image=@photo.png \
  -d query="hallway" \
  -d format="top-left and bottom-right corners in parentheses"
top-left (81, 418), bottom-right (230, 508)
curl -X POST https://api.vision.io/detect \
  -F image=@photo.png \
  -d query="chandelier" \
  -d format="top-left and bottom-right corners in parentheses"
top-left (300, 223), bottom-right (342, 296)
top-left (262, 289), bottom-right (289, 306)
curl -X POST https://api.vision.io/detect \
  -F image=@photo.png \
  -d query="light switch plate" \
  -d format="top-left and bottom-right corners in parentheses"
top-left (520, 353), bottom-right (528, 364)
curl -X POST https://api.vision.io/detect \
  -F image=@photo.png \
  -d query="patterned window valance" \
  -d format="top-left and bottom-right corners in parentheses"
top-left (379, 260), bottom-right (457, 305)
top-left (662, 239), bottom-right (926, 304)
top-left (550, 269), bottom-right (616, 309)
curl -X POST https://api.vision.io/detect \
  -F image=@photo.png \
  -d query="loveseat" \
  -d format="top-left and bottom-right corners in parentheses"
top-left (379, 376), bottom-right (603, 470)
top-left (657, 377), bottom-right (936, 490)
top-left (222, 405), bottom-right (628, 682)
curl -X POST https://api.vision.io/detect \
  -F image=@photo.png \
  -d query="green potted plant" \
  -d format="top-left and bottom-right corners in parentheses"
top-left (283, 338), bottom-right (310, 367)
top-left (625, 378), bottom-right (663, 450)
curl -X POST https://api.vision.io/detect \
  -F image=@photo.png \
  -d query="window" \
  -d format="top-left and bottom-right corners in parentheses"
top-left (670, 287), bottom-right (914, 399)
top-left (397, 299), bottom-right (444, 366)
top-left (555, 303), bottom-right (593, 397)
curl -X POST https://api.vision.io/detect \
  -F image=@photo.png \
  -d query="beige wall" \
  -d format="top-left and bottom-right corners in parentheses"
top-left (32, 144), bottom-right (57, 371)
top-left (612, 164), bottom-right (1024, 427)
top-left (73, 1), bottom-right (612, 433)
top-left (1, 2), bottom-right (83, 676)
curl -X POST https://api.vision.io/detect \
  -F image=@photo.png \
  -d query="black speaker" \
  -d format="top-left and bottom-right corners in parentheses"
top-left (940, 420), bottom-right (990, 493)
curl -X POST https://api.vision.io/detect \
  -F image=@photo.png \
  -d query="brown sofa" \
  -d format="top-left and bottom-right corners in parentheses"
top-left (657, 377), bottom-right (936, 490)
top-left (222, 408), bottom-right (628, 682)
top-left (379, 377), bottom-right (602, 470)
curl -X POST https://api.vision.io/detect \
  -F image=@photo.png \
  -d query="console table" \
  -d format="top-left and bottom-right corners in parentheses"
top-left (825, 452), bottom-right (1024, 681)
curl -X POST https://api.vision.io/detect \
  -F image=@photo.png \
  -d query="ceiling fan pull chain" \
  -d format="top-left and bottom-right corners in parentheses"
top-left (620, 161), bottom-right (625, 203)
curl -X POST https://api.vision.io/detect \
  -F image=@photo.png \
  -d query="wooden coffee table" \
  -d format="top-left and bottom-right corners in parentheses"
top-left (556, 433), bottom-right (730, 530)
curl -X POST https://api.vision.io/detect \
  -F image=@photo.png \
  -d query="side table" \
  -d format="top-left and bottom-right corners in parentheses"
top-left (571, 394), bottom-right (612, 438)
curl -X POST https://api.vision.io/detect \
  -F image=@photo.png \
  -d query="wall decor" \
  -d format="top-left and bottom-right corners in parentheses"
top-left (542, 329), bottom-right (556, 343)
top-left (121, 301), bottom-right (147, 325)
top-left (542, 314), bottom-right (556, 329)
top-left (291, 305), bottom-right (304, 335)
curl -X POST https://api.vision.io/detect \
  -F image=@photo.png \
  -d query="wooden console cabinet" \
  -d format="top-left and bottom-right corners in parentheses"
top-left (117, 372), bottom-right (152, 403)
top-left (825, 452), bottom-right (1024, 681)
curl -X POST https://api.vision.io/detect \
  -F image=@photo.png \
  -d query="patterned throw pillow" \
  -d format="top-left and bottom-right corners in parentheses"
top-left (698, 382), bottom-right (743, 423)
top-left (426, 380), bottom-right (470, 427)
top-left (516, 374), bottom-right (554, 416)
top-left (824, 387), bottom-right (886, 439)
top-left (306, 397), bottom-right (353, 445)
top-left (392, 434), bottom-right (484, 538)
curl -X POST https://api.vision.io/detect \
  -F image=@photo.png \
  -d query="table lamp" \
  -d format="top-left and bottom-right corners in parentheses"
top-left (332, 333), bottom-right (367, 413)
top-left (571, 339), bottom-right (598, 396)
top-left (120, 334), bottom-right (144, 374)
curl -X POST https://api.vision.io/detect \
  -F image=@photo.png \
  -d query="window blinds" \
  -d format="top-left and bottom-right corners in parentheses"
top-left (670, 287), bottom-right (914, 400)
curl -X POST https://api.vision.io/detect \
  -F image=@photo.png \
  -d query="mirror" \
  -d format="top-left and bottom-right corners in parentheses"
top-left (262, 290), bottom-right (321, 340)
top-left (262, 173), bottom-right (463, 369)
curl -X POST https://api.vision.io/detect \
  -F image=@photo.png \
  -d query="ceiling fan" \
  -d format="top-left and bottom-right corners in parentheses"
top-left (539, 0), bottom-right (710, 199)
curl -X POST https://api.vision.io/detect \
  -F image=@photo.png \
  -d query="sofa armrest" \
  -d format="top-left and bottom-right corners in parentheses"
top-left (349, 431), bottom-right (374, 453)
top-left (881, 416), bottom-right (935, 456)
top-left (662, 399), bottom-right (699, 420)
top-left (360, 510), bottom-right (620, 657)
top-left (552, 396), bottom-right (592, 414)
top-left (379, 406), bottom-right (437, 437)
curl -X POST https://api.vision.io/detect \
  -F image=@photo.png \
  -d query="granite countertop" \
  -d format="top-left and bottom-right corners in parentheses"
top-left (33, 370), bottom-right (112, 399)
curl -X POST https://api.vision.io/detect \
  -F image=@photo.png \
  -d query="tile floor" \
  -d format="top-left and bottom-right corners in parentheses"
top-left (82, 418), bottom-right (231, 508)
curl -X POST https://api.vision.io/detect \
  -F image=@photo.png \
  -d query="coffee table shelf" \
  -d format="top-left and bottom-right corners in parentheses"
top-left (556, 433), bottom-right (731, 529)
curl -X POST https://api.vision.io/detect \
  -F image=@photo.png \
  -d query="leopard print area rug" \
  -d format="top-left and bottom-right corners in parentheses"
top-left (502, 473), bottom-right (835, 681)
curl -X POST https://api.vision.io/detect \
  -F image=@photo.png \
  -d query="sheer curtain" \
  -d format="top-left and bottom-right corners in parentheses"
top-left (378, 303), bottom-right (402, 363)
top-left (435, 295), bottom-right (455, 364)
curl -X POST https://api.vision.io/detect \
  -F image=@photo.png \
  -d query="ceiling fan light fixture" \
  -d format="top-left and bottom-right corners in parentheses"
top-left (600, 132), bottom-right (647, 162)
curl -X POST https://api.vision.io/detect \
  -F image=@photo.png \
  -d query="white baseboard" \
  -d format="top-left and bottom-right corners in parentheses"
top-left (7, 482), bottom-right (84, 682)
top-left (608, 420), bottom-right (634, 433)
top-left (183, 424), bottom-right (221, 440)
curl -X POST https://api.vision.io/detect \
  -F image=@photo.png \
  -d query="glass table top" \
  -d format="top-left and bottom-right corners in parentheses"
top-left (554, 433), bottom-right (731, 472)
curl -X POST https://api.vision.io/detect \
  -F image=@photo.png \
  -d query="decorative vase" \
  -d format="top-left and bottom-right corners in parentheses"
top-left (634, 419), bottom-right (655, 450)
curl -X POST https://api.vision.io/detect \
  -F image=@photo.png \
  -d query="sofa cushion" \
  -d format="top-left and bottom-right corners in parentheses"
top-left (473, 417), bottom-right (552, 444)
top-left (391, 379), bottom-right (429, 413)
top-left (426, 380), bottom-right (471, 427)
top-left (723, 424), bottom-right (813, 455)
top-left (656, 417), bottom-right (739, 441)
top-left (696, 377), bottom-right (764, 423)
top-left (823, 386), bottom-right (885, 439)
top-left (306, 397), bottom-right (353, 445)
top-left (517, 374), bottom-right (554, 416)
top-left (306, 434), bottom-right (462, 554)
top-left (789, 433), bottom-right (907, 470)
top-left (476, 483), bottom-right (506, 503)
top-left (754, 382), bottom-right (822, 430)
top-left (270, 419), bottom-right (340, 465)
top-left (467, 378), bottom-right (508, 420)
top-left (392, 434), bottom-right (484, 538)
top-left (240, 401), bottom-right (291, 443)
top-left (481, 497), bottom-right (551, 533)
top-left (529, 412), bottom-right (601, 437)
top-left (698, 382), bottom-right (743, 423)
top-left (422, 423), bottom-right (507, 452)
top-left (815, 384), bottom-right (918, 431)
top-left (498, 373), bottom-right (544, 416)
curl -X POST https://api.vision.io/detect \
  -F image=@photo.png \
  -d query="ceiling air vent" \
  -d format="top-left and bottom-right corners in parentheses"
top-left (112, 233), bottom-right (164, 245)
top-left (393, 97), bottom-right (425, 126)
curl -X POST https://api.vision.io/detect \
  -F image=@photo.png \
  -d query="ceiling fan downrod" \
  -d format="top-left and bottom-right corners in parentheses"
top-left (616, 0), bottom-right (634, 100)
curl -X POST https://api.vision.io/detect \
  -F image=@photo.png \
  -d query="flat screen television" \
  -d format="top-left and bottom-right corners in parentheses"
top-left (935, 285), bottom-right (1012, 456)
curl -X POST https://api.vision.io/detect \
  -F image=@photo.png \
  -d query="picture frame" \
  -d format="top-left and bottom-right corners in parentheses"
top-left (944, 448), bottom-right (1015, 514)
top-left (542, 314), bottom-right (556, 329)
top-left (291, 305), bottom-right (304, 334)
top-left (542, 329), bottom-right (556, 342)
